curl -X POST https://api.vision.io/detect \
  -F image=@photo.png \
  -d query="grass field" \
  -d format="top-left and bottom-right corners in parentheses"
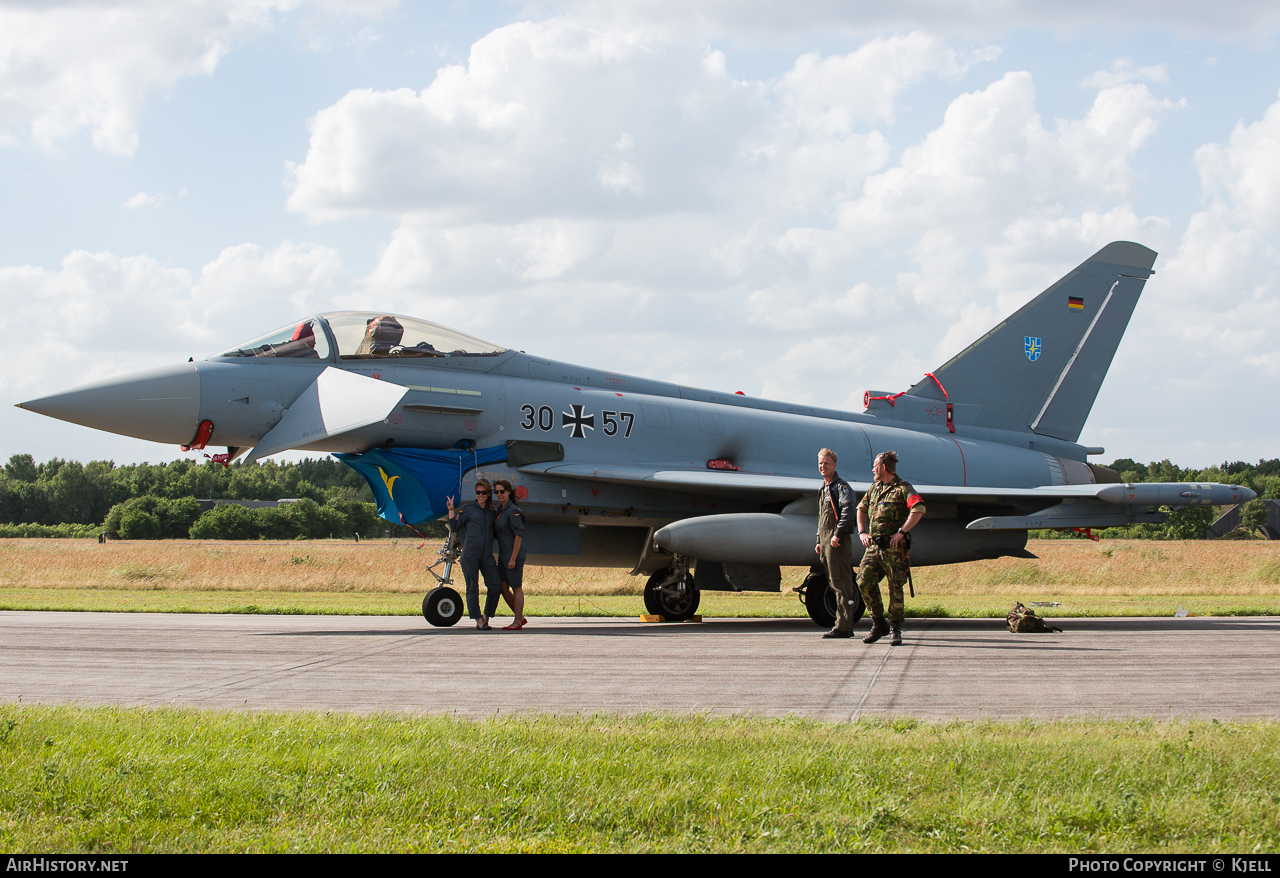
top-left (1, 537), bottom-right (1277, 618)
top-left (1, 705), bottom-right (1277, 853)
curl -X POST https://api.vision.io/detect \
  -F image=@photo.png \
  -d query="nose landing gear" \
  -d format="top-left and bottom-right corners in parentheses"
top-left (422, 530), bottom-right (464, 627)
top-left (423, 587), bottom-right (463, 627)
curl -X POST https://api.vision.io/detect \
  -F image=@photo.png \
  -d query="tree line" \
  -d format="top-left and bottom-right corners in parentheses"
top-left (0, 453), bottom-right (1274, 540)
top-left (0, 454), bottom-right (442, 540)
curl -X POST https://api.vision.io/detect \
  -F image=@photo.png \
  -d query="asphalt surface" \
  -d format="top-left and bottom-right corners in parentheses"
top-left (3, 611), bottom-right (1278, 721)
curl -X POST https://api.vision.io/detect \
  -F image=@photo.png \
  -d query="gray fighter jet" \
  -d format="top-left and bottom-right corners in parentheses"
top-left (17, 242), bottom-right (1255, 627)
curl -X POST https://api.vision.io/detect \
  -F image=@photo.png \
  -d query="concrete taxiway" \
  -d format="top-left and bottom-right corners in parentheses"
top-left (3, 611), bottom-right (1278, 721)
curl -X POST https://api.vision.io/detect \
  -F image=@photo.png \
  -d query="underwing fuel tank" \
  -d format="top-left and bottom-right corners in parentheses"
top-left (15, 362), bottom-right (201, 446)
top-left (656, 514), bottom-right (819, 566)
top-left (654, 514), bottom-right (1031, 566)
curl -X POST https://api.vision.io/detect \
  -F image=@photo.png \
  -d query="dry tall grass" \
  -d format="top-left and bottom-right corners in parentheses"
top-left (1, 537), bottom-right (1277, 597)
top-left (0, 538), bottom-right (647, 596)
top-left (913, 538), bottom-right (1280, 597)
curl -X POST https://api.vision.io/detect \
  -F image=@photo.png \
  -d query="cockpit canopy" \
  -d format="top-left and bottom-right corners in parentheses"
top-left (323, 312), bottom-right (507, 359)
top-left (215, 312), bottom-right (507, 361)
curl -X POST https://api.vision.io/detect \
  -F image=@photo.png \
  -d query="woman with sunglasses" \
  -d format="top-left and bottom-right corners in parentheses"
top-left (492, 479), bottom-right (528, 630)
top-left (445, 479), bottom-right (502, 630)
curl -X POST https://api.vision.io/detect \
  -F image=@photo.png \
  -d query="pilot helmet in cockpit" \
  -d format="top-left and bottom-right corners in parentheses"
top-left (355, 315), bottom-right (404, 356)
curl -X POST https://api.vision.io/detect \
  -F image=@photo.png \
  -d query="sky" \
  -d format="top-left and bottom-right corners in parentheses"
top-left (3, 0), bottom-right (1279, 471)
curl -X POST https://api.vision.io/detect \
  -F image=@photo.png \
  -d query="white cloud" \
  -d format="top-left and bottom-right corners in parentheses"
top-left (777, 33), bottom-right (999, 128)
top-left (0, 242), bottom-right (342, 402)
top-left (549, 0), bottom-right (1280, 42)
top-left (1194, 92), bottom-right (1280, 232)
top-left (1074, 91), bottom-right (1280, 464)
top-left (836, 72), bottom-right (1178, 247)
top-left (2, 240), bottom-right (345, 465)
top-left (741, 71), bottom-right (1180, 353)
top-left (0, 252), bottom-right (194, 398)
top-left (182, 241), bottom-right (343, 346)
top-left (1151, 91), bottom-right (1280, 380)
top-left (287, 19), bottom-right (766, 224)
top-left (1080, 58), bottom-right (1169, 90)
top-left (122, 191), bottom-right (166, 209)
top-left (756, 333), bottom-right (932, 414)
top-left (288, 27), bottom-right (996, 227)
top-left (0, 0), bottom-right (392, 156)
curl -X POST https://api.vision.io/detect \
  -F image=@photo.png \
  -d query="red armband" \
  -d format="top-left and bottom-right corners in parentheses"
top-left (907, 494), bottom-right (923, 508)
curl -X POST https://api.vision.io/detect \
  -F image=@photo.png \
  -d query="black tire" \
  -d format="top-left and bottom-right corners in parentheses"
top-left (422, 587), bottom-right (464, 627)
top-left (644, 568), bottom-right (700, 622)
top-left (642, 570), bottom-right (666, 616)
top-left (802, 569), bottom-right (866, 627)
top-left (802, 571), bottom-right (836, 628)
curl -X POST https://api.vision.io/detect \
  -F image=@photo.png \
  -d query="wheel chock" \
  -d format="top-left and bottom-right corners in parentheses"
top-left (640, 615), bottom-right (703, 623)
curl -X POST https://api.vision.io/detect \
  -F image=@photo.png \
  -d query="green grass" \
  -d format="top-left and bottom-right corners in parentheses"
top-left (2, 587), bottom-right (1278, 618)
top-left (1, 705), bottom-right (1277, 853)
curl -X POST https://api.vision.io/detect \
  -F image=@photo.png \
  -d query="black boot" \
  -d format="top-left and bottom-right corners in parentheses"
top-left (863, 616), bottom-right (889, 644)
top-left (889, 620), bottom-right (902, 646)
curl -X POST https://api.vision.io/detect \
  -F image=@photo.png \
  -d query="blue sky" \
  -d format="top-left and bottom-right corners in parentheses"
top-left (4, 1), bottom-right (1279, 469)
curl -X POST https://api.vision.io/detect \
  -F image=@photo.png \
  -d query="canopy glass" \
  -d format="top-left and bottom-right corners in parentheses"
top-left (215, 317), bottom-right (330, 359)
top-left (321, 312), bottom-right (507, 359)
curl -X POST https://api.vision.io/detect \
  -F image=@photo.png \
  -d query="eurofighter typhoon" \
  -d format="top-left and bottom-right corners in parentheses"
top-left (17, 242), bottom-right (1255, 627)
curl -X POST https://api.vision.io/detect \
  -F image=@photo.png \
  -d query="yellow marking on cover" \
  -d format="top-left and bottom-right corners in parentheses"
top-left (377, 467), bottom-right (399, 498)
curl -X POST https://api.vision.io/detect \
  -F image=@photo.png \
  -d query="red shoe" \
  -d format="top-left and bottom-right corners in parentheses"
top-left (503, 619), bottom-right (525, 630)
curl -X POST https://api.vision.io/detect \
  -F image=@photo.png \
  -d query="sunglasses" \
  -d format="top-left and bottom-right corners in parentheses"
top-left (475, 490), bottom-right (490, 495)
top-left (494, 488), bottom-right (508, 494)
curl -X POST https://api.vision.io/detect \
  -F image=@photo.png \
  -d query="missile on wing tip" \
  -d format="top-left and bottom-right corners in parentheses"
top-left (15, 362), bottom-right (201, 445)
top-left (655, 514), bottom-right (818, 566)
top-left (1096, 483), bottom-right (1256, 506)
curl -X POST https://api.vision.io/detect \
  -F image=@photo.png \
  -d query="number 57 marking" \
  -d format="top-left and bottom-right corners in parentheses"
top-left (602, 411), bottom-right (634, 438)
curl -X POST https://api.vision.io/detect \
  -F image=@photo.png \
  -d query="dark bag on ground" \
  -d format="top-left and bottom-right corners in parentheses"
top-left (1006, 602), bottom-right (1063, 633)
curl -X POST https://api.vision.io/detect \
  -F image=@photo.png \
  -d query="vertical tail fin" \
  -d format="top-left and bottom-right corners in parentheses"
top-left (907, 242), bottom-right (1157, 442)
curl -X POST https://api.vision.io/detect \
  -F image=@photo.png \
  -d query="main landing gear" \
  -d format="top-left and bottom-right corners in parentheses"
top-left (644, 558), bottom-right (700, 622)
top-left (797, 567), bottom-right (865, 628)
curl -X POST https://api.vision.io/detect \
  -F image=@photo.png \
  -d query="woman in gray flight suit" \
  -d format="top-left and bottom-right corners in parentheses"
top-left (492, 479), bottom-right (528, 631)
top-left (445, 479), bottom-right (502, 630)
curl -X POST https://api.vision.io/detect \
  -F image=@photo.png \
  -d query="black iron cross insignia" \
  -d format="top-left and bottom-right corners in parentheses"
top-left (561, 404), bottom-right (595, 438)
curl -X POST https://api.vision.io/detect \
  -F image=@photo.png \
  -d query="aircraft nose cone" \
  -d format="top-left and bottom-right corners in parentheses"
top-left (17, 362), bottom-right (202, 446)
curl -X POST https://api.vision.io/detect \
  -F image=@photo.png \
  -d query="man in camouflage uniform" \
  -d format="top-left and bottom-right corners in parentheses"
top-left (815, 448), bottom-right (858, 639)
top-left (857, 451), bottom-right (926, 646)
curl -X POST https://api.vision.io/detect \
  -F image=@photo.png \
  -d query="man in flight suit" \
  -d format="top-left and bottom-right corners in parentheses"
top-left (815, 448), bottom-right (858, 639)
top-left (857, 450), bottom-right (926, 646)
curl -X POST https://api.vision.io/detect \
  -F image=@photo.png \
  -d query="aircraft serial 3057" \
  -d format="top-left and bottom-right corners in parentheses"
top-left (17, 241), bottom-right (1256, 627)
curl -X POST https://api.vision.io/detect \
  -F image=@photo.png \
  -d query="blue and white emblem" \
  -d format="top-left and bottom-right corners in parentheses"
top-left (1025, 336), bottom-right (1042, 361)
